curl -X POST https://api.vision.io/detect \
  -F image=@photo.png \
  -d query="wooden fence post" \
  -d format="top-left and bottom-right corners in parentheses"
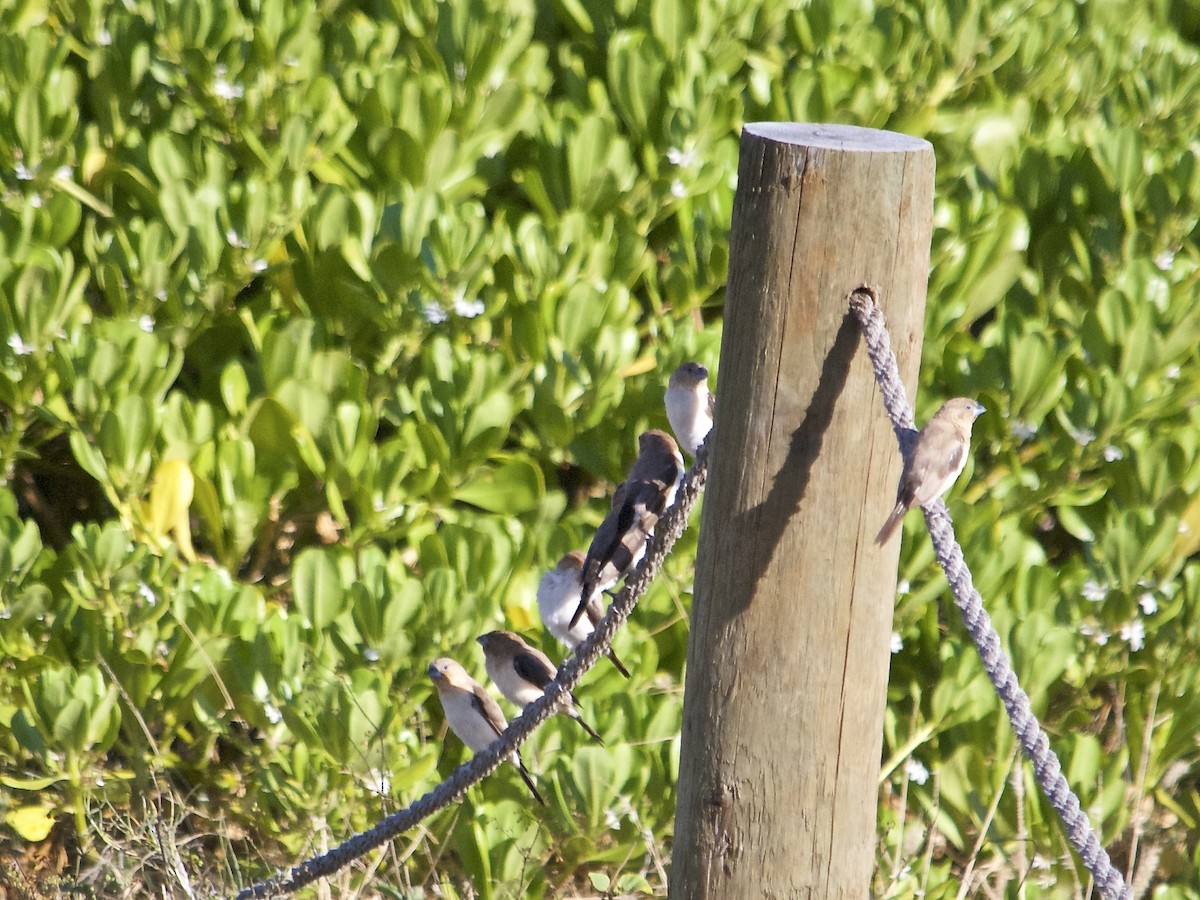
top-left (670, 123), bottom-right (935, 898)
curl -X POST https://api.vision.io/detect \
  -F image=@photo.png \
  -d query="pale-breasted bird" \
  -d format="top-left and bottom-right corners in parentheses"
top-left (477, 630), bottom-right (603, 744)
top-left (665, 361), bottom-right (715, 457)
top-left (570, 429), bottom-right (684, 629)
top-left (427, 657), bottom-right (545, 805)
top-left (875, 397), bottom-right (986, 546)
top-left (537, 551), bottom-right (631, 678)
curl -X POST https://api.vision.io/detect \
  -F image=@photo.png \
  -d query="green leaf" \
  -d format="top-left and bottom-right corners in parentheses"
top-left (454, 457), bottom-right (544, 513)
top-left (292, 548), bottom-right (346, 630)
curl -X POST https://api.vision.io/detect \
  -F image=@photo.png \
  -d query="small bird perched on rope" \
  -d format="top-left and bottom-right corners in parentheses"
top-left (427, 657), bottom-right (545, 805)
top-left (875, 397), bottom-right (986, 545)
top-left (537, 551), bottom-right (631, 678)
top-left (665, 361), bottom-right (715, 458)
top-left (477, 630), bottom-right (603, 744)
top-left (570, 429), bottom-right (684, 629)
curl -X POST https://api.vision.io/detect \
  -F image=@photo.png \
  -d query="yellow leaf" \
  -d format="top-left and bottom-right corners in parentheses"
top-left (147, 459), bottom-right (196, 561)
top-left (618, 354), bottom-right (657, 378)
top-left (504, 603), bottom-right (535, 632)
top-left (6, 806), bottom-right (55, 842)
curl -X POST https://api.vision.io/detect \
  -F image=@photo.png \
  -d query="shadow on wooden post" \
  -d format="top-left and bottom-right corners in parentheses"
top-left (670, 123), bottom-right (934, 898)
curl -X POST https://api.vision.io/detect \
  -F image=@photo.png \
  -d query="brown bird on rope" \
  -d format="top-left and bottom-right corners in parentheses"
top-left (427, 657), bottom-right (545, 805)
top-left (477, 630), bottom-right (604, 744)
top-left (875, 397), bottom-right (986, 545)
top-left (570, 429), bottom-right (684, 629)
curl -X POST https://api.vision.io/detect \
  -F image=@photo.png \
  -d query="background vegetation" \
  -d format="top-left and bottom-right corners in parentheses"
top-left (1, 0), bottom-right (1199, 895)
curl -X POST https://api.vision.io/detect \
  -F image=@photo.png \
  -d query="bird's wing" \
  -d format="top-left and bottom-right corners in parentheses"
top-left (943, 441), bottom-right (966, 480)
top-left (632, 452), bottom-right (683, 490)
top-left (512, 650), bottom-right (554, 691)
top-left (470, 686), bottom-right (507, 738)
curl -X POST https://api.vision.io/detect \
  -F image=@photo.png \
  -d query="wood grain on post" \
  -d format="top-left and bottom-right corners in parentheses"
top-left (670, 124), bottom-right (934, 898)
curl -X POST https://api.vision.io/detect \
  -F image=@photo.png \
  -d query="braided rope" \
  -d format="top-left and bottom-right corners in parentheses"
top-left (235, 445), bottom-right (710, 898)
top-left (849, 285), bottom-right (1130, 900)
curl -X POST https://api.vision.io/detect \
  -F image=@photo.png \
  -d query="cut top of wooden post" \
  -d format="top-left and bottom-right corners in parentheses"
top-left (745, 121), bottom-right (932, 152)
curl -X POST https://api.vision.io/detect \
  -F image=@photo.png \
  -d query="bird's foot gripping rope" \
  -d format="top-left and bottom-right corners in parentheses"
top-left (848, 285), bottom-right (1131, 900)
top-left (234, 445), bottom-right (710, 900)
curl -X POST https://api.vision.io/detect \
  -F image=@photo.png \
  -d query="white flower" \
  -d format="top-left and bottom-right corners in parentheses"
top-left (452, 297), bottom-right (485, 319)
top-left (363, 647), bottom-right (380, 663)
top-left (904, 757), bottom-right (930, 785)
top-left (667, 146), bottom-right (696, 168)
top-left (1154, 249), bottom-right (1176, 271)
top-left (97, 28), bottom-right (112, 46)
top-left (670, 179), bottom-right (687, 199)
top-left (263, 702), bottom-right (283, 725)
top-left (1081, 579), bottom-right (1107, 603)
top-left (213, 66), bottom-right (244, 100)
top-left (422, 302), bottom-right (448, 324)
top-left (1103, 445), bottom-right (1123, 462)
top-left (1138, 592), bottom-right (1158, 615)
top-left (15, 161), bottom-right (33, 181)
top-left (213, 79), bottom-right (244, 99)
top-left (54, 165), bottom-right (73, 181)
top-left (890, 632), bottom-right (903, 654)
top-left (138, 315), bottom-right (155, 333)
top-left (1166, 365), bottom-right (1181, 380)
top-left (251, 258), bottom-right (269, 273)
top-left (1119, 620), bottom-right (1145, 651)
top-left (137, 582), bottom-right (157, 605)
top-left (1010, 420), bottom-right (1037, 441)
top-left (1071, 427), bottom-right (1096, 447)
top-left (225, 229), bottom-right (248, 249)
top-left (896, 579), bottom-right (910, 595)
top-left (7, 334), bottom-right (34, 356)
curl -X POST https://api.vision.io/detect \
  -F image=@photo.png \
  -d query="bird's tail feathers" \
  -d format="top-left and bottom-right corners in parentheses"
top-left (874, 503), bottom-right (906, 546)
top-left (572, 712), bottom-right (604, 745)
top-left (516, 757), bottom-right (546, 806)
top-left (607, 648), bottom-right (631, 679)
top-left (568, 584), bottom-right (597, 629)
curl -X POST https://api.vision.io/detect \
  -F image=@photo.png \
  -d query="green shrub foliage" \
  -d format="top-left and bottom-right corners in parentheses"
top-left (1, 0), bottom-right (1198, 894)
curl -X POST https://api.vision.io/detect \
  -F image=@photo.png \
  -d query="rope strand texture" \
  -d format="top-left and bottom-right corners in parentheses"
top-left (235, 446), bottom-right (710, 899)
top-left (849, 285), bottom-right (1131, 900)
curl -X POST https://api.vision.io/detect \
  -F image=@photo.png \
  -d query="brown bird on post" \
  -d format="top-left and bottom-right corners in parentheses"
top-left (875, 397), bottom-right (986, 545)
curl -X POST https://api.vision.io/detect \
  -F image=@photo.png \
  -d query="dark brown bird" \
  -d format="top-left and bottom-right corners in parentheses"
top-left (570, 430), bottom-right (684, 629)
top-left (875, 397), bottom-right (986, 545)
top-left (477, 630), bottom-right (603, 744)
